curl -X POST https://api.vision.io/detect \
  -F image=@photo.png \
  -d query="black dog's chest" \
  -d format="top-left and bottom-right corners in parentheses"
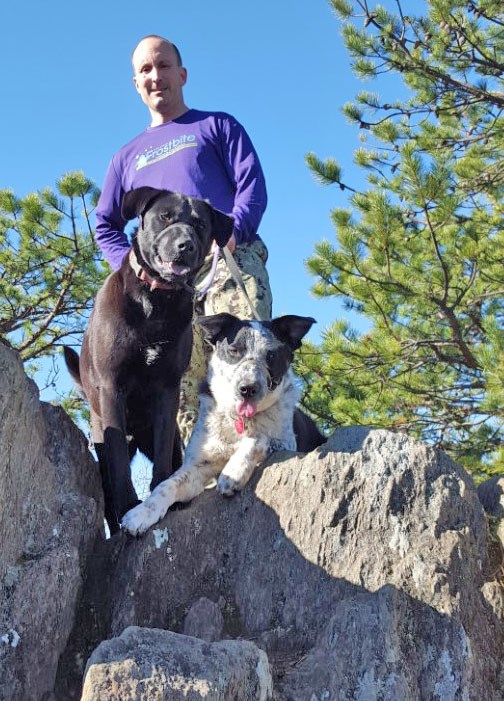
top-left (122, 292), bottom-right (192, 358)
top-left (118, 349), bottom-right (181, 430)
top-left (118, 328), bottom-right (190, 382)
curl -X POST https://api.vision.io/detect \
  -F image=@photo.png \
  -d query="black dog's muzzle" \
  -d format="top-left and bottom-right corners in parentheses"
top-left (134, 219), bottom-right (197, 294)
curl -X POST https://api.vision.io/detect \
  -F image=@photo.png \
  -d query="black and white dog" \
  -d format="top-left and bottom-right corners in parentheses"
top-left (122, 312), bottom-right (325, 535)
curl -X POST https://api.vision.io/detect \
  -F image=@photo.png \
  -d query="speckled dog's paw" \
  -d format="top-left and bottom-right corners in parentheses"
top-left (217, 473), bottom-right (242, 496)
top-left (121, 502), bottom-right (159, 536)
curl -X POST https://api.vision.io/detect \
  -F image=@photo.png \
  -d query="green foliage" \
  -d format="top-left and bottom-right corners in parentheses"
top-left (0, 171), bottom-right (107, 378)
top-left (300, 0), bottom-right (504, 478)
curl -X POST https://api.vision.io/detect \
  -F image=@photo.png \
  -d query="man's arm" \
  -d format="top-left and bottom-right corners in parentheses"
top-left (220, 115), bottom-right (267, 246)
top-left (95, 158), bottom-right (131, 270)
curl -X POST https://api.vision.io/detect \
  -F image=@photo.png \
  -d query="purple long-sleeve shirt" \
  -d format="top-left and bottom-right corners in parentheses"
top-left (95, 109), bottom-right (267, 270)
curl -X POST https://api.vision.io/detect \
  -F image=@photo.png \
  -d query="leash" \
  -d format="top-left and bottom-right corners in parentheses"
top-left (196, 247), bottom-right (220, 299)
top-left (221, 246), bottom-right (263, 322)
top-left (196, 245), bottom-right (263, 322)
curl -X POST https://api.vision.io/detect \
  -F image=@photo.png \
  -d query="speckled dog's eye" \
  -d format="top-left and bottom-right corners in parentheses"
top-left (227, 346), bottom-right (240, 357)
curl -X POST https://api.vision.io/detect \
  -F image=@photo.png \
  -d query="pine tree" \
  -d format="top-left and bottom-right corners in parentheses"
top-left (298, 0), bottom-right (504, 477)
top-left (0, 172), bottom-right (107, 389)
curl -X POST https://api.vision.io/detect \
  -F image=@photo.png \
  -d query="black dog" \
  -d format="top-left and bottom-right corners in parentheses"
top-left (64, 186), bottom-right (233, 534)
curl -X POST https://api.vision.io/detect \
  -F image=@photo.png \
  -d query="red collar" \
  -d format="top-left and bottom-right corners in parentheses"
top-left (129, 250), bottom-right (174, 291)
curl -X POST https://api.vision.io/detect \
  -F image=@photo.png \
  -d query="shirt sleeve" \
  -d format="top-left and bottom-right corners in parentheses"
top-left (219, 116), bottom-right (267, 246)
top-left (94, 157), bottom-right (131, 270)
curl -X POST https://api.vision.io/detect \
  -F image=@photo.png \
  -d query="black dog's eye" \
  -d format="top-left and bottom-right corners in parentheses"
top-left (267, 351), bottom-right (277, 363)
top-left (193, 220), bottom-right (206, 233)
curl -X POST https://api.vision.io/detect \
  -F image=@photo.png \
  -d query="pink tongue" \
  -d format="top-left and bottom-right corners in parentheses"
top-left (237, 400), bottom-right (257, 418)
top-left (166, 261), bottom-right (190, 276)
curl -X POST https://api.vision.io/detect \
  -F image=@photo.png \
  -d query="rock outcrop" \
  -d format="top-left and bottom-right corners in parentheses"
top-left (1, 342), bottom-right (503, 700)
top-left (0, 343), bottom-right (103, 701)
top-left (80, 626), bottom-right (272, 701)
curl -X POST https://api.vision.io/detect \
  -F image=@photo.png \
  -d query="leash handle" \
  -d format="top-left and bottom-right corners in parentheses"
top-left (221, 246), bottom-right (263, 322)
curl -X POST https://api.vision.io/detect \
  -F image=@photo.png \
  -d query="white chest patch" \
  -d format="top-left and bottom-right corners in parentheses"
top-left (145, 346), bottom-right (160, 365)
top-left (141, 296), bottom-right (153, 317)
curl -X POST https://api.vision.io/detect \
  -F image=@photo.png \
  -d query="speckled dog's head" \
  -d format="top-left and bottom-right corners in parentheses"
top-left (122, 186), bottom-right (233, 287)
top-left (198, 313), bottom-right (316, 419)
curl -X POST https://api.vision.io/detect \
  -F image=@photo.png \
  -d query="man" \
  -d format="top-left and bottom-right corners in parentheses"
top-left (95, 35), bottom-right (272, 443)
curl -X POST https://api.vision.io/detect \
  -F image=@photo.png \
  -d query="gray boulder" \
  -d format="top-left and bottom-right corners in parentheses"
top-left (281, 584), bottom-right (474, 700)
top-left (0, 343), bottom-right (103, 701)
top-left (81, 626), bottom-right (272, 701)
top-left (66, 427), bottom-right (503, 699)
top-left (182, 596), bottom-right (225, 642)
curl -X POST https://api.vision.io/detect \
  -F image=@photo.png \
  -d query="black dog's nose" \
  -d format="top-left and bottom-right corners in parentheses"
top-left (176, 238), bottom-right (195, 253)
top-left (239, 383), bottom-right (259, 399)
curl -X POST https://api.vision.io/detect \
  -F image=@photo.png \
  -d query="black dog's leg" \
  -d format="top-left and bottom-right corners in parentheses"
top-left (151, 385), bottom-right (182, 491)
top-left (91, 411), bottom-right (123, 535)
top-left (94, 442), bottom-right (120, 535)
top-left (100, 388), bottom-right (140, 525)
top-left (172, 426), bottom-right (184, 473)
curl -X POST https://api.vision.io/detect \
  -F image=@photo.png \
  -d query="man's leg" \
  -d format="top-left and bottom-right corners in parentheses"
top-left (205, 240), bottom-right (272, 318)
top-left (177, 240), bottom-right (273, 445)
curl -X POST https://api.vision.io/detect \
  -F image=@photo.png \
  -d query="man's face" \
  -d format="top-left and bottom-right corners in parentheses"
top-left (132, 39), bottom-right (187, 123)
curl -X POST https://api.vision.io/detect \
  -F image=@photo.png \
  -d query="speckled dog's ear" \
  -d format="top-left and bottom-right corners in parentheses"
top-left (122, 187), bottom-right (171, 221)
top-left (269, 315), bottom-right (317, 350)
top-left (197, 313), bottom-right (241, 346)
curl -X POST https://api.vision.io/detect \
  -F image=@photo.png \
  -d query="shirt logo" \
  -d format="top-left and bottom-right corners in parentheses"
top-left (135, 134), bottom-right (197, 170)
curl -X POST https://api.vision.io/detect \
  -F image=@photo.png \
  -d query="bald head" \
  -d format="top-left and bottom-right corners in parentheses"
top-left (132, 35), bottom-right (182, 69)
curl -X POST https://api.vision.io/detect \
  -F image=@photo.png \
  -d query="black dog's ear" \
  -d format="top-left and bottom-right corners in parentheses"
top-left (197, 313), bottom-right (241, 345)
top-left (270, 315), bottom-right (316, 351)
top-left (122, 187), bottom-right (171, 221)
top-left (209, 207), bottom-right (235, 248)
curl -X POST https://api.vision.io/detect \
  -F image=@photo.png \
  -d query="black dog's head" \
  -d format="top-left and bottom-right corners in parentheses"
top-left (122, 187), bottom-right (234, 286)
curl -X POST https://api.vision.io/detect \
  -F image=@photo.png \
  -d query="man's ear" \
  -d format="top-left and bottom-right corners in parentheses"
top-left (197, 313), bottom-right (241, 345)
top-left (209, 207), bottom-right (235, 248)
top-left (122, 187), bottom-right (170, 221)
top-left (269, 315), bottom-right (317, 351)
top-left (178, 66), bottom-right (188, 87)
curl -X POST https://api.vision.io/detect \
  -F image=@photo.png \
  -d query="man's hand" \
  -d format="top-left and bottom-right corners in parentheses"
top-left (212, 233), bottom-right (236, 254)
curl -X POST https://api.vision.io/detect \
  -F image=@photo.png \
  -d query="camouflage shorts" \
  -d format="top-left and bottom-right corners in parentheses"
top-left (178, 239), bottom-right (272, 445)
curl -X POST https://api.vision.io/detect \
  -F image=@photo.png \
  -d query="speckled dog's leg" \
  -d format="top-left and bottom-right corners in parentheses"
top-left (122, 459), bottom-right (218, 535)
top-left (217, 434), bottom-right (271, 496)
